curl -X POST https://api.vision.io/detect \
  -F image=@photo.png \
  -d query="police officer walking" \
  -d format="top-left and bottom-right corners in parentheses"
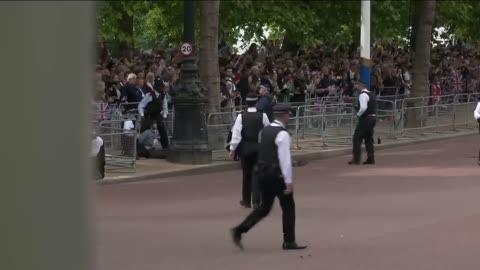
top-left (230, 92), bottom-right (270, 209)
top-left (349, 79), bottom-right (376, 165)
top-left (231, 104), bottom-right (307, 251)
top-left (138, 78), bottom-right (169, 149)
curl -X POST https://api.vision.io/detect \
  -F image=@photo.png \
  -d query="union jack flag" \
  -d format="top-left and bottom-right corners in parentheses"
top-left (450, 73), bottom-right (464, 94)
top-left (96, 102), bottom-right (110, 122)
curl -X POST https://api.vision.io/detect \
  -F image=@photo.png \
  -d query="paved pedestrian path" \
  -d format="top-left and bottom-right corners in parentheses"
top-left (95, 134), bottom-right (480, 270)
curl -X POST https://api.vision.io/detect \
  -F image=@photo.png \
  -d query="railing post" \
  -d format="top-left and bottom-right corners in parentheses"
top-left (453, 94), bottom-right (458, 131)
top-left (295, 106), bottom-right (301, 149)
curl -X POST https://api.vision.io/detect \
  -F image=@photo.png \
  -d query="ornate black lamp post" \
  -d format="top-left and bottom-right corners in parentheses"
top-left (167, 0), bottom-right (212, 164)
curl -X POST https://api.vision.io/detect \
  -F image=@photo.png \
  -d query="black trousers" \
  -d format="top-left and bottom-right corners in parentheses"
top-left (353, 116), bottom-right (376, 162)
top-left (235, 175), bottom-right (296, 243)
top-left (142, 115), bottom-right (169, 149)
top-left (240, 148), bottom-right (261, 206)
top-left (136, 141), bottom-right (167, 159)
top-left (93, 145), bottom-right (105, 180)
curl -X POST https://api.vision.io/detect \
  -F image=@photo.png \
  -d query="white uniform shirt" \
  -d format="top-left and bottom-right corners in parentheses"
top-left (270, 121), bottom-right (293, 185)
top-left (230, 108), bottom-right (270, 151)
top-left (357, 89), bottom-right (371, 117)
top-left (474, 102), bottom-right (480, 120)
top-left (138, 90), bottom-right (168, 118)
top-left (91, 136), bottom-right (103, 157)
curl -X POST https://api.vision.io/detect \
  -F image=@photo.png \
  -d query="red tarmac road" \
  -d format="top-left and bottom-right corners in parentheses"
top-left (94, 135), bottom-right (480, 270)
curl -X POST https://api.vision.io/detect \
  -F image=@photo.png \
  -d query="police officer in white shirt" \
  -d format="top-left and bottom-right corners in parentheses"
top-left (230, 92), bottom-right (270, 209)
top-left (231, 104), bottom-right (307, 251)
top-left (138, 78), bottom-right (169, 149)
top-left (91, 134), bottom-right (105, 180)
top-left (473, 99), bottom-right (480, 165)
top-left (349, 79), bottom-right (377, 165)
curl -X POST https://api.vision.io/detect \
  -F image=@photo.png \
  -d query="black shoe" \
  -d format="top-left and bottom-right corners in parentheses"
top-left (231, 228), bottom-right (244, 250)
top-left (363, 159), bottom-right (375, 165)
top-left (252, 203), bottom-right (260, 210)
top-left (348, 160), bottom-right (360, 165)
top-left (282, 241), bottom-right (307, 250)
top-left (239, 200), bottom-right (251, 208)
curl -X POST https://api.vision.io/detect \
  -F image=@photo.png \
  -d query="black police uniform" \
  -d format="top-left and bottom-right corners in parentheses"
top-left (352, 89), bottom-right (377, 164)
top-left (237, 111), bottom-right (265, 208)
top-left (141, 91), bottom-right (169, 149)
top-left (231, 104), bottom-right (306, 250)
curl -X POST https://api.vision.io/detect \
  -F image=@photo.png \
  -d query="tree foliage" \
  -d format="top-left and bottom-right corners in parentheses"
top-left (96, 0), bottom-right (480, 50)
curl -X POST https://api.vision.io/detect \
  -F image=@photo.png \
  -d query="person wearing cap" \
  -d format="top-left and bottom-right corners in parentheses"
top-left (473, 97), bottom-right (480, 165)
top-left (231, 104), bottom-right (307, 251)
top-left (138, 77), bottom-right (169, 149)
top-left (349, 79), bottom-right (377, 165)
top-left (230, 92), bottom-right (270, 209)
top-left (256, 84), bottom-right (275, 122)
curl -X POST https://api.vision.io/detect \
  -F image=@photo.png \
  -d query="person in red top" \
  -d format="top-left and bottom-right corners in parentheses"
top-left (431, 78), bottom-right (442, 105)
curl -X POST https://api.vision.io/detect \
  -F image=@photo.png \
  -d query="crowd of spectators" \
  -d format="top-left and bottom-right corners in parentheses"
top-left (93, 40), bottom-right (480, 115)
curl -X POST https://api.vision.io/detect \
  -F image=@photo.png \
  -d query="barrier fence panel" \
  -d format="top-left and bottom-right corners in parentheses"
top-left (320, 103), bottom-right (355, 146)
top-left (400, 98), bottom-right (439, 137)
top-left (397, 94), bottom-right (479, 137)
top-left (96, 119), bottom-right (137, 173)
top-left (294, 105), bottom-right (325, 149)
top-left (165, 109), bottom-right (174, 138)
top-left (207, 111), bottom-right (236, 151)
top-left (375, 99), bottom-right (396, 139)
top-left (454, 94), bottom-right (479, 130)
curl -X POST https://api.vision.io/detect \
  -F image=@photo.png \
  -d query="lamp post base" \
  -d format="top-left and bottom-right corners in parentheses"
top-left (167, 148), bottom-right (212, 165)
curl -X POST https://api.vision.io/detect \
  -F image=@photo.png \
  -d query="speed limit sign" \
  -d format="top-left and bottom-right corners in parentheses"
top-left (180, 42), bottom-right (193, 56)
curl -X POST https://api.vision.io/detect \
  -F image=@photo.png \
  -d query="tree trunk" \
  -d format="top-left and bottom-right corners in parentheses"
top-left (199, 0), bottom-right (223, 150)
top-left (409, 0), bottom-right (420, 52)
top-left (199, 0), bottom-right (220, 114)
top-left (406, 0), bottom-right (436, 129)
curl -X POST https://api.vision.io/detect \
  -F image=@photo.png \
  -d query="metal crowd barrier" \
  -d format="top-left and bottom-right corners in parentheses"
top-left (95, 119), bottom-right (137, 173)
top-left (207, 110), bottom-right (237, 151)
top-left (93, 92), bottom-right (480, 157)
top-left (398, 93), bottom-right (479, 137)
top-left (294, 103), bottom-right (355, 149)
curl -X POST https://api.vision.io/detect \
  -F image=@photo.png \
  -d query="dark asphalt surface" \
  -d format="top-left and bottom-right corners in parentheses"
top-left (94, 135), bottom-right (480, 270)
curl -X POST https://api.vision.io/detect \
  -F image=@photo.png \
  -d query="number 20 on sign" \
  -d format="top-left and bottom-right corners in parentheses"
top-left (180, 42), bottom-right (193, 56)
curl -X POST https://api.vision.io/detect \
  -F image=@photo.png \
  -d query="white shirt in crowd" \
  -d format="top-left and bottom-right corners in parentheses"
top-left (474, 102), bottom-right (480, 120)
top-left (123, 120), bottom-right (135, 131)
top-left (357, 89), bottom-right (370, 117)
top-left (225, 77), bottom-right (236, 95)
top-left (230, 107), bottom-right (270, 151)
top-left (91, 136), bottom-right (103, 157)
top-left (269, 120), bottom-right (293, 185)
top-left (138, 90), bottom-right (168, 118)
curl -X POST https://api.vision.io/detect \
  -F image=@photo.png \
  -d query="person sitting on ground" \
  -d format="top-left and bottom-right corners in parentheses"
top-left (137, 121), bottom-right (167, 159)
